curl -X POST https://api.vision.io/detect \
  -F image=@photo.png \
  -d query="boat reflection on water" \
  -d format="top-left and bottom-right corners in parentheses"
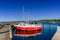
top-left (14, 21), bottom-right (42, 37)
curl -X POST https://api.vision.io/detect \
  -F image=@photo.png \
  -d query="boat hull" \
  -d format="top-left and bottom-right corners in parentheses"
top-left (14, 26), bottom-right (42, 34)
top-left (14, 26), bottom-right (41, 31)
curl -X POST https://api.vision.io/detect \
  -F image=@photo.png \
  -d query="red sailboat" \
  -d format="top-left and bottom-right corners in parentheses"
top-left (14, 5), bottom-right (42, 37)
top-left (14, 22), bottom-right (42, 37)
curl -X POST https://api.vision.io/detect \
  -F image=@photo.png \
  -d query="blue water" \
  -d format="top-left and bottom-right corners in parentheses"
top-left (12, 22), bottom-right (60, 40)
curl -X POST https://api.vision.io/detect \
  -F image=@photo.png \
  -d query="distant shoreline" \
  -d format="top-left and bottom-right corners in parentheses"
top-left (37, 19), bottom-right (60, 22)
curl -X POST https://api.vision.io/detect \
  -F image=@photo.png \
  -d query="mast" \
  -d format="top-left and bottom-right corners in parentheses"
top-left (22, 5), bottom-right (26, 21)
top-left (22, 0), bottom-right (26, 21)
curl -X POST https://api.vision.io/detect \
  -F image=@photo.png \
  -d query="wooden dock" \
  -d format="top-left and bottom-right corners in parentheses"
top-left (0, 25), bottom-right (12, 40)
top-left (52, 26), bottom-right (60, 40)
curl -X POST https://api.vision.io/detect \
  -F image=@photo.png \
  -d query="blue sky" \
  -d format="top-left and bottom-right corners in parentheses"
top-left (0, 0), bottom-right (60, 21)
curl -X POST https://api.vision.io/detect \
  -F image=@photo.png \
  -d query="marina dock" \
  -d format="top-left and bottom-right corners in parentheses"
top-left (0, 22), bottom-right (60, 40)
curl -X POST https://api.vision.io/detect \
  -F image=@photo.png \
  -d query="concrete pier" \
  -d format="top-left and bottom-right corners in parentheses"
top-left (52, 26), bottom-right (60, 40)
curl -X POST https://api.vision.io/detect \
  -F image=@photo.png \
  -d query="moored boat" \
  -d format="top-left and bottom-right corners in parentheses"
top-left (14, 21), bottom-right (42, 37)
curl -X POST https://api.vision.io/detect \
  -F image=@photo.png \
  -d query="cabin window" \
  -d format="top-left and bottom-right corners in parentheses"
top-left (23, 24), bottom-right (25, 26)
